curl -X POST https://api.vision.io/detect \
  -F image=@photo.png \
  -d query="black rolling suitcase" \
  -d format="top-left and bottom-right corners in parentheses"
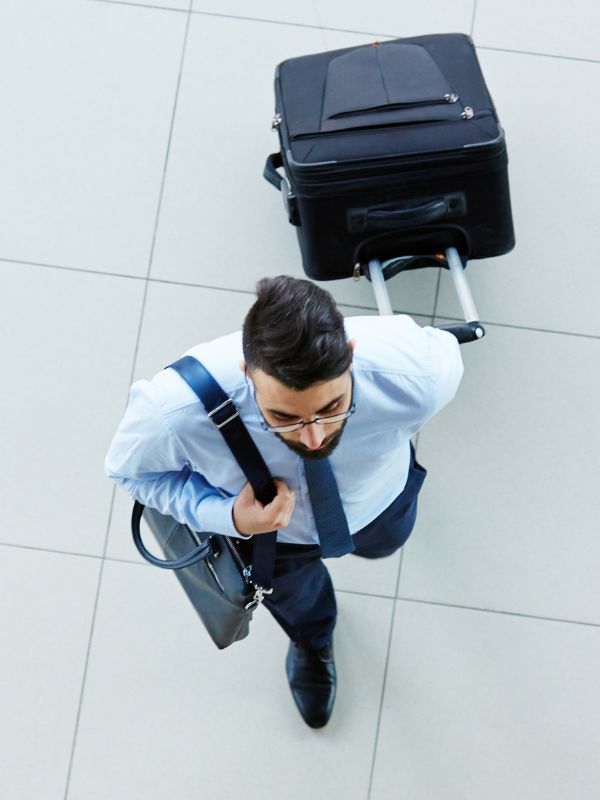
top-left (264, 33), bottom-right (515, 281)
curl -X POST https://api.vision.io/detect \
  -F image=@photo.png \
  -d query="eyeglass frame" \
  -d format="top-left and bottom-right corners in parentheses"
top-left (257, 373), bottom-right (356, 434)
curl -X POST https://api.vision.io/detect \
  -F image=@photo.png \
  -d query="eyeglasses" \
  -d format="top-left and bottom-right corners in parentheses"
top-left (260, 402), bottom-right (356, 434)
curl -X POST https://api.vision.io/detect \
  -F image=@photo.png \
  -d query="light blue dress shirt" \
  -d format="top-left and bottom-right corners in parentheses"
top-left (105, 314), bottom-right (463, 545)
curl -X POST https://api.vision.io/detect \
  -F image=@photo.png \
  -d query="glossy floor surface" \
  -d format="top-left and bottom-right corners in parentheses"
top-left (1, 2), bottom-right (599, 798)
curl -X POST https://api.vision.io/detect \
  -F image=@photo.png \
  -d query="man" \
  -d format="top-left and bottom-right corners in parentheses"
top-left (105, 275), bottom-right (463, 728)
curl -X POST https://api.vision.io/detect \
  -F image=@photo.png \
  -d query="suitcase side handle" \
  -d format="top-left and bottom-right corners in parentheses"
top-left (263, 152), bottom-right (300, 226)
top-left (263, 152), bottom-right (284, 190)
top-left (349, 196), bottom-right (463, 233)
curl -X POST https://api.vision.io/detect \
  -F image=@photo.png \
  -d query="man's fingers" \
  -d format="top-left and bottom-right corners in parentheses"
top-left (233, 478), bottom-right (296, 535)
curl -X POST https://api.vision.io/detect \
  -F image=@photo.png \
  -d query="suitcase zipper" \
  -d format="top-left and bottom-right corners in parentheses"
top-left (287, 137), bottom-right (506, 192)
top-left (289, 109), bottom-right (488, 143)
top-left (329, 92), bottom-right (461, 119)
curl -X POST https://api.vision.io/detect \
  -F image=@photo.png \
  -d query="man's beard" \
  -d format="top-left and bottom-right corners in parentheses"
top-left (275, 419), bottom-right (348, 461)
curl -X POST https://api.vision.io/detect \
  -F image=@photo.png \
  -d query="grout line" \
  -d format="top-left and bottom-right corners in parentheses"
top-left (63, 7), bottom-right (194, 798)
top-left (90, 0), bottom-right (189, 13)
top-left (476, 44), bottom-right (600, 65)
top-left (2, 534), bottom-right (598, 630)
top-left (470, 0), bottom-right (478, 38)
top-left (62, 554), bottom-right (108, 800)
top-left (63, 484), bottom-right (119, 798)
top-left (366, 554), bottom-right (404, 800)
top-left (5, 255), bottom-right (599, 341)
top-left (90, 0), bottom-right (600, 65)
top-left (432, 313), bottom-right (600, 340)
top-left (0, 540), bottom-right (106, 562)
top-left (337, 589), bottom-right (600, 630)
top-left (190, 8), bottom-right (389, 38)
top-left (364, 441), bottom-right (420, 793)
top-left (394, 595), bottom-right (600, 630)
top-left (144, 6), bottom-right (193, 283)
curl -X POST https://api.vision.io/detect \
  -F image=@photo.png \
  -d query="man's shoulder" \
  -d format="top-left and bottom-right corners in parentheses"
top-left (346, 314), bottom-right (438, 376)
top-left (147, 330), bottom-right (246, 415)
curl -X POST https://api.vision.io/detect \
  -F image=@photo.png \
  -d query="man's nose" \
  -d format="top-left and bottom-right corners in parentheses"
top-left (298, 420), bottom-right (327, 450)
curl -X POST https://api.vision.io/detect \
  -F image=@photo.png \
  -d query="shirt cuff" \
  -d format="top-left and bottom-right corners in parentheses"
top-left (197, 494), bottom-right (252, 539)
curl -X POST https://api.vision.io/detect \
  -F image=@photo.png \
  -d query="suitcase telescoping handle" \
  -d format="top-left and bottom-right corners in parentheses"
top-left (368, 247), bottom-right (485, 345)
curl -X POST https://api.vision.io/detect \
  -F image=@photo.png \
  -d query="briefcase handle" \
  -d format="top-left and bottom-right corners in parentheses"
top-left (131, 500), bottom-right (213, 570)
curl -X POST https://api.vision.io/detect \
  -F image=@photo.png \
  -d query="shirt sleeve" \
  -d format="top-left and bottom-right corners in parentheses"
top-left (104, 379), bottom-right (239, 537)
top-left (424, 325), bottom-right (465, 417)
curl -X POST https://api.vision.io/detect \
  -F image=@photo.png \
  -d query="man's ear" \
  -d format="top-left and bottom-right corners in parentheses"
top-left (239, 359), bottom-right (246, 374)
top-left (348, 338), bottom-right (356, 354)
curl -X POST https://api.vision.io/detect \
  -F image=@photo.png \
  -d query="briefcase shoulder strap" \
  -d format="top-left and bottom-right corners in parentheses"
top-left (168, 355), bottom-right (277, 591)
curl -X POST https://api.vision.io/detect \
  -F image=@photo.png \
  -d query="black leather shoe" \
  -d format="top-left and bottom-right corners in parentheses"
top-left (285, 641), bottom-right (336, 728)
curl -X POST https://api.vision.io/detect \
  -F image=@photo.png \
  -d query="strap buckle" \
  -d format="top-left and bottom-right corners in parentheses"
top-left (244, 585), bottom-right (274, 610)
top-left (207, 398), bottom-right (239, 429)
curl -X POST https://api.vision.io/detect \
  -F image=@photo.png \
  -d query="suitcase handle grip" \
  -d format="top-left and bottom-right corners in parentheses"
top-left (365, 197), bottom-right (449, 228)
top-left (437, 321), bottom-right (486, 344)
top-left (349, 198), bottom-right (450, 232)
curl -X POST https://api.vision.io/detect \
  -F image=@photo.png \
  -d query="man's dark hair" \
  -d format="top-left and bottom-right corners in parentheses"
top-left (242, 275), bottom-right (352, 390)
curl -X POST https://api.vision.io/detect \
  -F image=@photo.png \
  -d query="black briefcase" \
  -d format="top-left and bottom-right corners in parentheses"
top-left (264, 33), bottom-right (515, 280)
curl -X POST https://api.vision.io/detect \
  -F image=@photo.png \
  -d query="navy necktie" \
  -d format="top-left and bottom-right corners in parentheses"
top-left (303, 457), bottom-right (354, 558)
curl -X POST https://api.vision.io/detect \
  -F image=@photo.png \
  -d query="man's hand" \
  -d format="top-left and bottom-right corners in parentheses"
top-left (233, 479), bottom-right (296, 535)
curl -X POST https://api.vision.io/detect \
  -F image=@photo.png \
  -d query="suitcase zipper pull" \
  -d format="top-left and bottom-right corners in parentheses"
top-left (445, 93), bottom-right (459, 104)
top-left (461, 107), bottom-right (474, 119)
top-left (271, 113), bottom-right (282, 130)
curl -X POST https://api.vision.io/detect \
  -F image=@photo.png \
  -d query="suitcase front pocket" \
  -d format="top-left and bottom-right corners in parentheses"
top-left (319, 43), bottom-right (466, 133)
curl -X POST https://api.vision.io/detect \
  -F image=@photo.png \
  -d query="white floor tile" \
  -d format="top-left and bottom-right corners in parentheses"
top-left (435, 49), bottom-right (600, 336)
top-left (149, 14), bottom-right (438, 316)
top-left (315, 0), bottom-right (475, 37)
top-left (115, 0), bottom-right (190, 9)
top-left (2, 3), bottom-right (595, 796)
top-left (328, 551), bottom-right (400, 599)
top-left (0, 263), bottom-right (144, 555)
top-left (149, 15), bottom-right (324, 289)
top-left (399, 323), bottom-right (600, 624)
top-left (193, 0), bottom-right (321, 26)
top-left (474, 0), bottom-right (599, 61)
top-left (106, 486), bottom-right (147, 565)
top-left (0, 1), bottom-right (186, 276)
top-left (0, 547), bottom-right (100, 800)
top-left (67, 559), bottom-right (393, 799)
top-left (371, 601), bottom-right (600, 799)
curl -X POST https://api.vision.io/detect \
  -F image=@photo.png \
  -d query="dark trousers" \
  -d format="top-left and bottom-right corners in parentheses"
top-left (239, 448), bottom-right (427, 649)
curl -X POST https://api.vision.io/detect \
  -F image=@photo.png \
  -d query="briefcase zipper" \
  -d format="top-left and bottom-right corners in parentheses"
top-left (224, 536), bottom-right (253, 583)
top-left (223, 536), bottom-right (272, 608)
top-left (206, 558), bottom-right (226, 593)
top-left (189, 528), bottom-right (260, 600)
top-left (189, 529), bottom-right (227, 593)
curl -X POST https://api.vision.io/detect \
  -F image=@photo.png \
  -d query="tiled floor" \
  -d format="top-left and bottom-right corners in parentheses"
top-left (1, 1), bottom-right (599, 798)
